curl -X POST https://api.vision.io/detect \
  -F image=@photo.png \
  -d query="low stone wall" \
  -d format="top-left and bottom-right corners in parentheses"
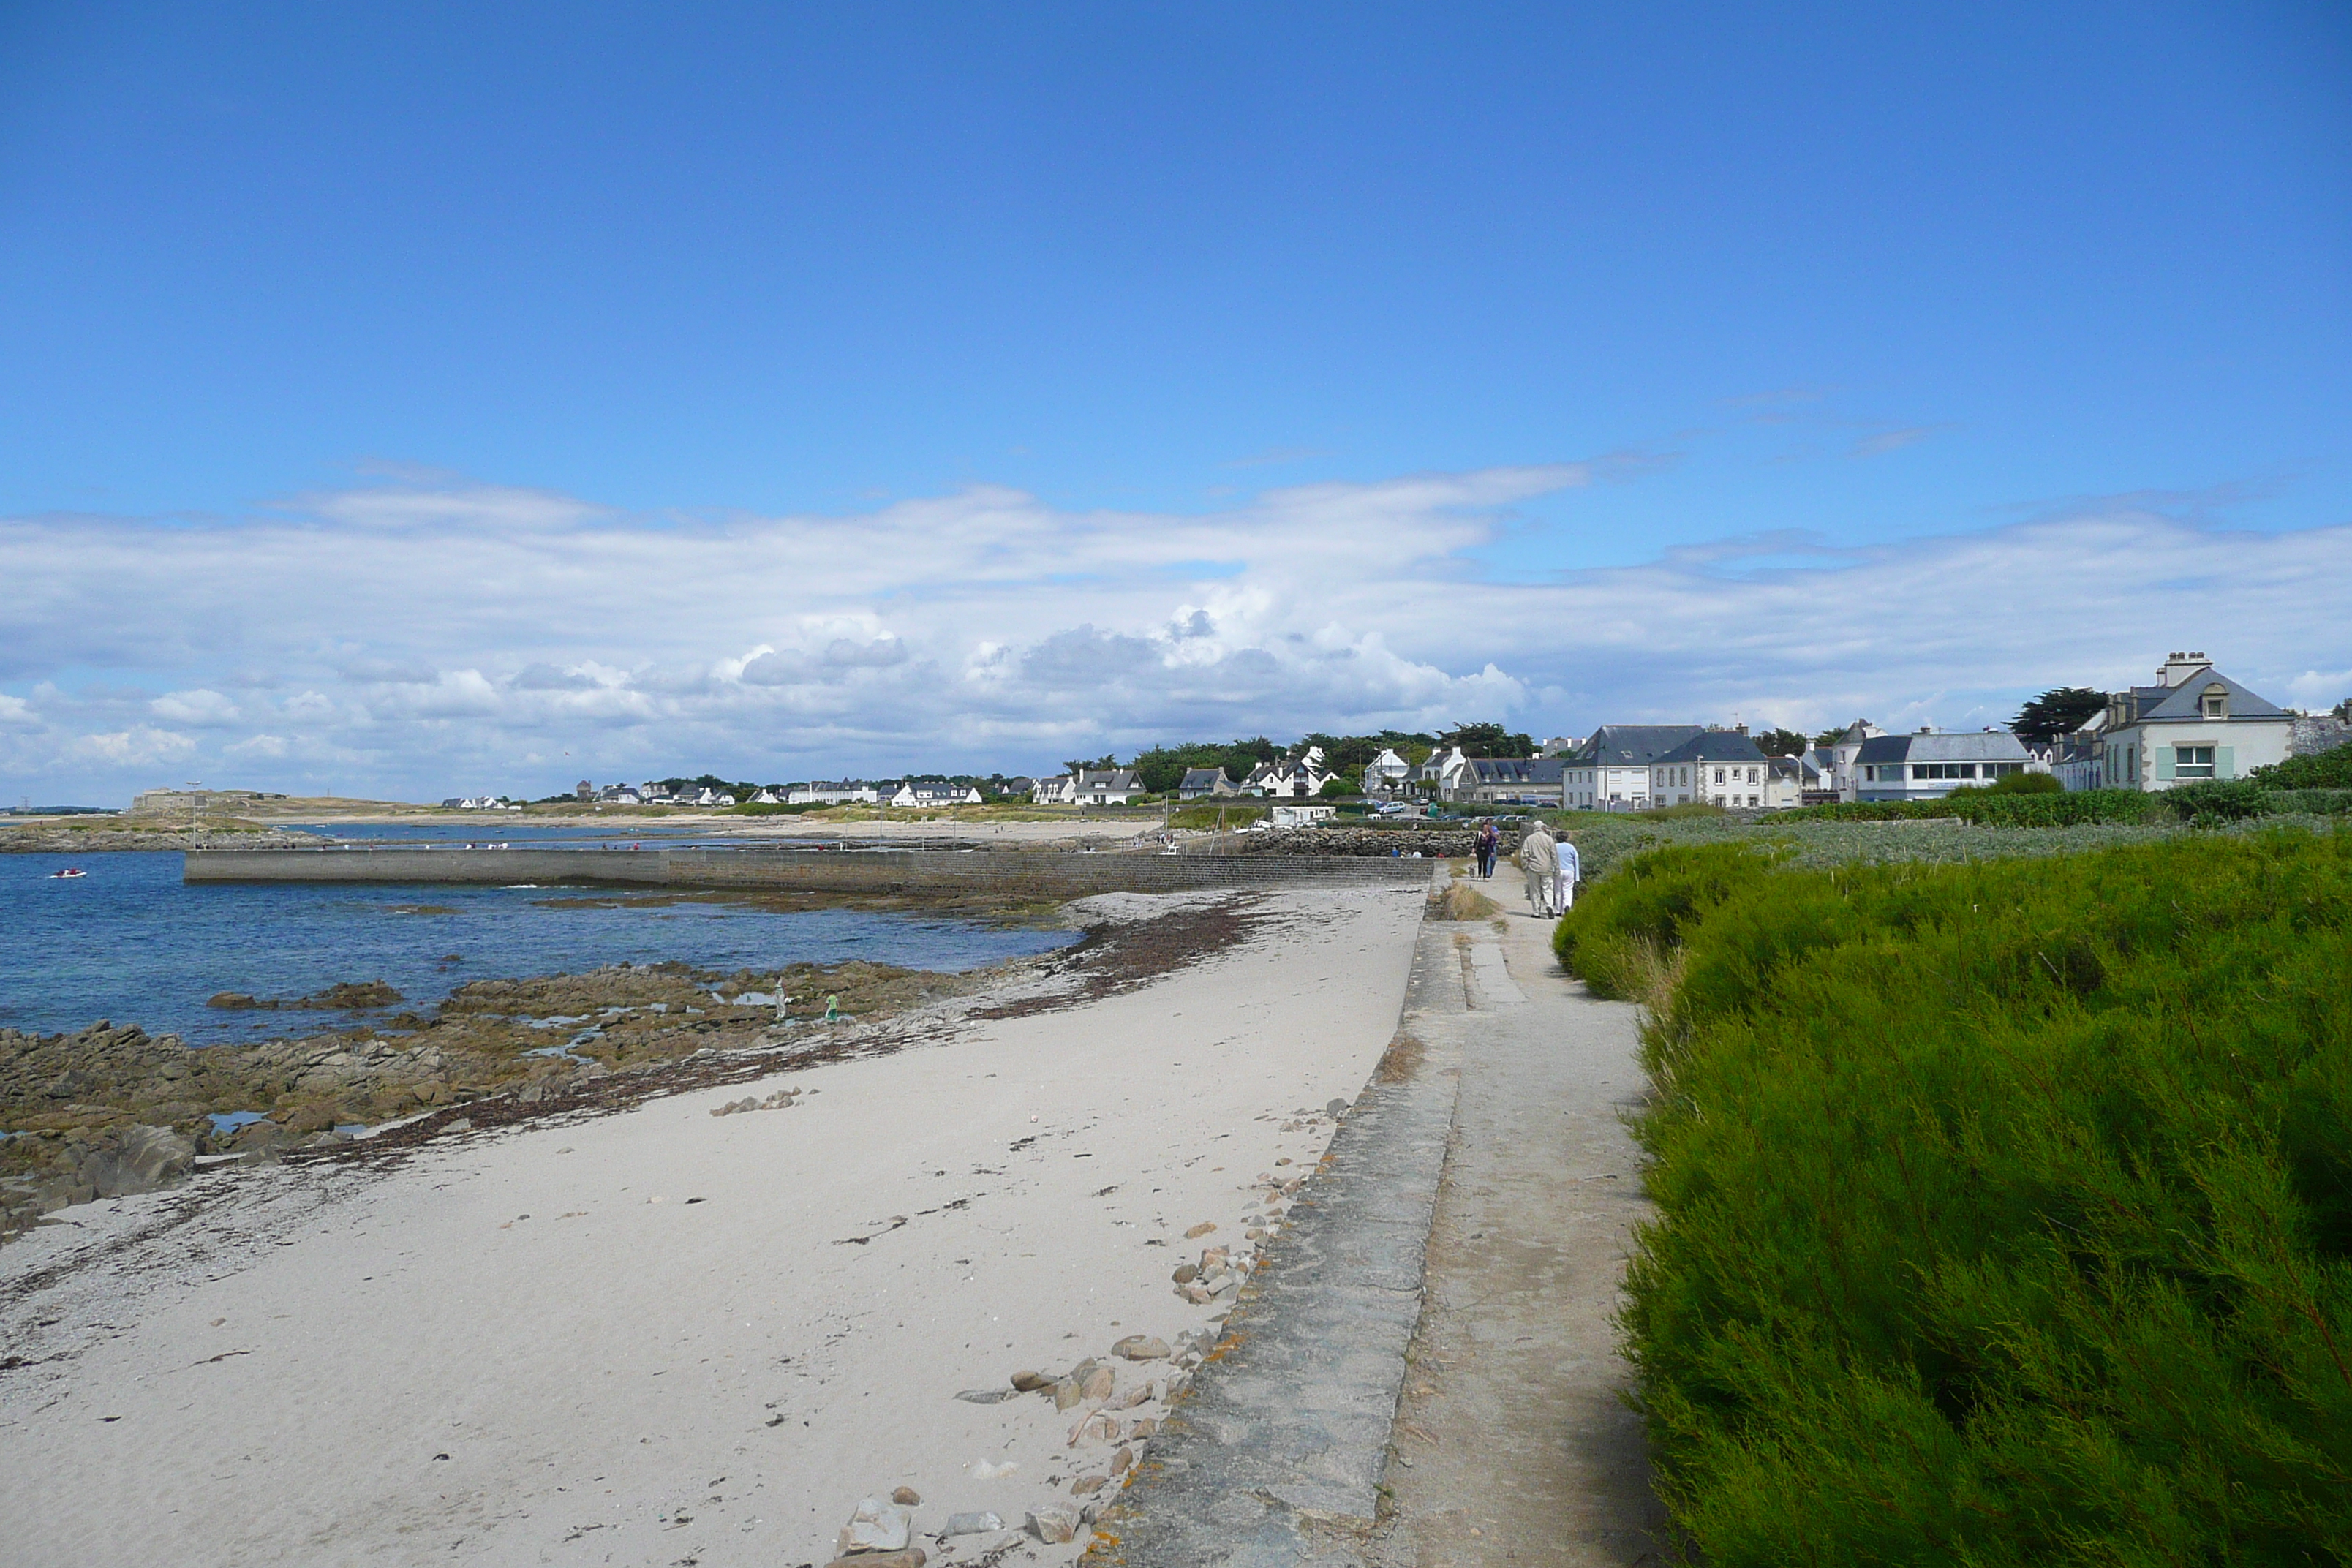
top-left (1196, 826), bottom-right (1484, 858)
top-left (182, 844), bottom-right (1431, 896)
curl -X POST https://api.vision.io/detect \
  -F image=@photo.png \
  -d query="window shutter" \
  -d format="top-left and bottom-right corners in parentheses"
top-left (2215, 745), bottom-right (2234, 780)
top-left (2156, 747), bottom-right (2174, 780)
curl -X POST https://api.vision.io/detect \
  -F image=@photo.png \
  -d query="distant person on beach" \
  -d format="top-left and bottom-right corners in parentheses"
top-left (1474, 820), bottom-right (1499, 879)
top-left (1518, 821), bottom-right (1559, 916)
top-left (1555, 834), bottom-right (1581, 913)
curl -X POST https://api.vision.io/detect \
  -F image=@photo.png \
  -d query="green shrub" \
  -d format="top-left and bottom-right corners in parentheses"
top-left (1984, 768), bottom-right (2062, 794)
top-left (1779, 788), bottom-right (2157, 826)
top-left (2253, 743), bottom-right (2352, 790)
top-left (1592, 828), bottom-right (2352, 1565)
top-left (2163, 777), bottom-right (2274, 824)
top-left (1551, 842), bottom-right (1779, 997)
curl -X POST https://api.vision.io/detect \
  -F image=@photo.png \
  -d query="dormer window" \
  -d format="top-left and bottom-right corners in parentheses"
top-left (2200, 684), bottom-right (2228, 719)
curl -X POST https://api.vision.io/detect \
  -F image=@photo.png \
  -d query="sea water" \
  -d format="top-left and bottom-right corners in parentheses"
top-left (1, 850), bottom-right (1074, 1045)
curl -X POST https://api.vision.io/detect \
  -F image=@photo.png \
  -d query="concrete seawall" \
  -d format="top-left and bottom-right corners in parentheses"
top-left (181, 845), bottom-right (1436, 896)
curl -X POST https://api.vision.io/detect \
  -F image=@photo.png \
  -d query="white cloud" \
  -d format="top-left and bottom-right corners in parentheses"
top-left (64, 727), bottom-right (197, 768)
top-left (1, 467), bottom-right (2348, 801)
top-left (150, 688), bottom-right (241, 727)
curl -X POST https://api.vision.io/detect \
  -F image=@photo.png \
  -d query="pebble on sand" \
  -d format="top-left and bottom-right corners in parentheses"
top-left (1028, 1505), bottom-right (1080, 1545)
top-left (1112, 1335), bottom-right (1169, 1361)
top-left (1185, 1221), bottom-right (1218, 1238)
top-left (837, 1497), bottom-right (913, 1556)
top-left (940, 1510), bottom-right (1005, 1537)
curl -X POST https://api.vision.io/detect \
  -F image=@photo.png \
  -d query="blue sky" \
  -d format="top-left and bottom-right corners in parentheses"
top-left (3, 4), bottom-right (2349, 801)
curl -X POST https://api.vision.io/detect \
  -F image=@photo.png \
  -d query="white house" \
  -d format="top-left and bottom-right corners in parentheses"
top-left (788, 780), bottom-right (882, 805)
top-left (1560, 725), bottom-right (1705, 810)
top-left (1646, 730), bottom-right (1774, 808)
top-left (1033, 769), bottom-right (1144, 806)
top-left (1269, 803), bottom-right (1337, 827)
top-left (1240, 746), bottom-right (1332, 799)
top-left (1804, 720), bottom-right (1885, 803)
top-left (1362, 747), bottom-right (1414, 796)
top-left (2095, 653), bottom-right (2295, 791)
top-left (1449, 758), bottom-right (1564, 807)
top-left (890, 780), bottom-right (984, 809)
top-left (1853, 729), bottom-right (2043, 802)
top-left (1177, 767), bottom-right (1238, 799)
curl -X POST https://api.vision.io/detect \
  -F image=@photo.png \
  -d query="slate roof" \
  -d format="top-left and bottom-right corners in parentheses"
top-left (1854, 731), bottom-right (2034, 765)
top-left (1651, 731), bottom-right (1768, 767)
top-left (1178, 768), bottom-right (1229, 790)
top-left (1468, 758), bottom-right (1564, 785)
top-left (2122, 668), bottom-right (2288, 723)
top-left (1571, 724), bottom-right (1706, 766)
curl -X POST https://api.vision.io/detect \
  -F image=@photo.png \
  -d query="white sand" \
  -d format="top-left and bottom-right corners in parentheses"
top-left (0, 886), bottom-right (1425, 1566)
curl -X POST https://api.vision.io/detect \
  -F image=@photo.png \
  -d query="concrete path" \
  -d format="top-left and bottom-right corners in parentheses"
top-left (1097, 883), bottom-right (1666, 1567)
top-left (1365, 902), bottom-right (1666, 1567)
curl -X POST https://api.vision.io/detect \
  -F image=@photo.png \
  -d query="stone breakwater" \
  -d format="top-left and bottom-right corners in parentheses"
top-left (0, 957), bottom-right (971, 1241)
top-left (0, 826), bottom-right (319, 853)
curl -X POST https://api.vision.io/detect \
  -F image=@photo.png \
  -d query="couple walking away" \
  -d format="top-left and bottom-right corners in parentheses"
top-left (1517, 820), bottom-right (1581, 919)
top-left (1474, 820), bottom-right (1501, 878)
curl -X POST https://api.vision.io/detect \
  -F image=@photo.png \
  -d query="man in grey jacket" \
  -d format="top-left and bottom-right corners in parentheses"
top-left (1517, 820), bottom-right (1559, 917)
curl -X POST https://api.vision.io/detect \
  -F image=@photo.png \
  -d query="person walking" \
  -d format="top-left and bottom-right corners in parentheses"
top-left (1554, 834), bottom-right (1581, 913)
top-left (1475, 819), bottom-right (1499, 880)
top-left (1518, 820), bottom-right (1559, 916)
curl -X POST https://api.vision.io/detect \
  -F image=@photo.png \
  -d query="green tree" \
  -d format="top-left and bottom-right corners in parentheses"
top-left (2010, 686), bottom-right (2107, 743)
top-left (1754, 727), bottom-right (1810, 757)
top-left (1438, 721), bottom-right (1534, 758)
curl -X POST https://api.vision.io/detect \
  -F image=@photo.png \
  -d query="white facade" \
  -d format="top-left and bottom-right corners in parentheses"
top-left (1853, 730), bottom-right (2043, 802)
top-left (1362, 748), bottom-right (1413, 795)
top-left (889, 781), bottom-right (984, 808)
top-left (1560, 725), bottom-right (1705, 810)
top-left (1034, 769), bottom-right (1143, 805)
top-left (2096, 655), bottom-right (2293, 791)
top-left (788, 780), bottom-right (882, 805)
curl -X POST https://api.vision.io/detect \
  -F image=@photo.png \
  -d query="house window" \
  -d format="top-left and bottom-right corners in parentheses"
top-left (1911, 763), bottom-right (1978, 780)
top-left (2201, 685), bottom-right (2228, 719)
top-left (2176, 745), bottom-right (2215, 778)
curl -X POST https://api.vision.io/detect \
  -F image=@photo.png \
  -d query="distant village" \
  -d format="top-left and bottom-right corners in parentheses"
top-left (442, 652), bottom-right (2351, 815)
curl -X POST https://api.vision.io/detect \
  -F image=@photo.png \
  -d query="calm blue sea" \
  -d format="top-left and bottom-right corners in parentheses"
top-left (1, 850), bottom-right (1074, 1044)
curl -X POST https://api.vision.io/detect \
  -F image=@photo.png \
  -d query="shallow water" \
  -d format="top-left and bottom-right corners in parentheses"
top-left (1, 851), bottom-right (1073, 1044)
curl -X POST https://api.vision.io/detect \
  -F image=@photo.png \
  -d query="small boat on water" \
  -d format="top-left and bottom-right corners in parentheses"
top-left (49, 867), bottom-right (87, 879)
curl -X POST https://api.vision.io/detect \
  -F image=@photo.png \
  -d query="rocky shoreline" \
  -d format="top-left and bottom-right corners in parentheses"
top-left (0, 893), bottom-right (1263, 1244)
top-left (0, 956), bottom-right (984, 1241)
top-left (0, 824), bottom-right (322, 853)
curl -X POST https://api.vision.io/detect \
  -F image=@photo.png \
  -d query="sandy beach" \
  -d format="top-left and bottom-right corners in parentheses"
top-left (0, 884), bottom-right (1426, 1566)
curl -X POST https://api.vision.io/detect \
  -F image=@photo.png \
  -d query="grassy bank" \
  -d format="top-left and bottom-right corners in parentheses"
top-left (1556, 829), bottom-right (2352, 1564)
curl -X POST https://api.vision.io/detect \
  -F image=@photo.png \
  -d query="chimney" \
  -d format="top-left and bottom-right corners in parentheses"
top-left (2158, 652), bottom-right (2212, 687)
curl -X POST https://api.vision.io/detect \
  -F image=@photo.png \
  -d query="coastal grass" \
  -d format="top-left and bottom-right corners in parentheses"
top-left (1554, 829), bottom-right (2352, 1565)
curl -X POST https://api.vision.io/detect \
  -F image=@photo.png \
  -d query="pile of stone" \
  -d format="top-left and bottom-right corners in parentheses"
top-left (708, 1086), bottom-right (804, 1117)
top-left (1215, 826), bottom-right (1480, 857)
top-left (871, 1328), bottom-right (1217, 1562)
